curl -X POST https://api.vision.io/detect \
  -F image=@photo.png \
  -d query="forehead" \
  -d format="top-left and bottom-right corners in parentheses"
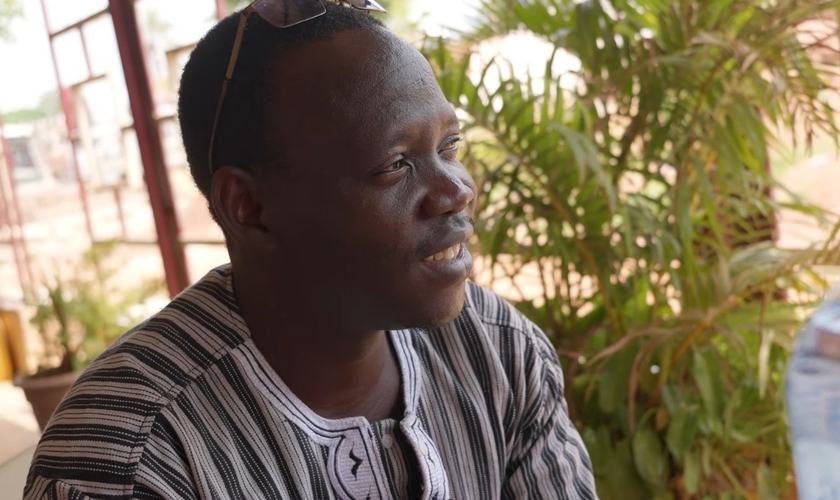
top-left (266, 28), bottom-right (452, 150)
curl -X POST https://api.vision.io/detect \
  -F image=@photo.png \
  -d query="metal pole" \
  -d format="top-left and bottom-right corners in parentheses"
top-left (0, 114), bottom-right (33, 292)
top-left (0, 167), bottom-right (22, 294)
top-left (216, 0), bottom-right (228, 21)
top-left (79, 31), bottom-right (96, 81)
top-left (108, 0), bottom-right (190, 297)
top-left (113, 186), bottom-right (128, 240)
top-left (38, 0), bottom-right (97, 249)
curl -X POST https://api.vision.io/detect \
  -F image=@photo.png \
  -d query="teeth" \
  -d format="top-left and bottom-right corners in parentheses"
top-left (425, 243), bottom-right (461, 262)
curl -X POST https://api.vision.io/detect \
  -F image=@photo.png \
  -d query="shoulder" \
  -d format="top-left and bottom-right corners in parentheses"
top-left (461, 281), bottom-right (557, 362)
top-left (463, 280), bottom-right (529, 329)
top-left (61, 265), bottom-right (246, 413)
top-left (459, 281), bottom-right (566, 417)
top-left (25, 265), bottom-right (247, 497)
top-left (462, 282), bottom-right (577, 435)
top-left (411, 282), bottom-right (565, 407)
top-left (409, 282), bottom-right (569, 441)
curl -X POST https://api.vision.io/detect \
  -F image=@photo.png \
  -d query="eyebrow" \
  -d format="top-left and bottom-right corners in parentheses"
top-left (442, 112), bottom-right (461, 130)
top-left (389, 110), bottom-right (461, 141)
top-left (383, 125), bottom-right (454, 153)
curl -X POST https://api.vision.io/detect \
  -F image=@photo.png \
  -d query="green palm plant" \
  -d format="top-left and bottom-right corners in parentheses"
top-left (422, 0), bottom-right (840, 497)
top-left (29, 243), bottom-right (165, 375)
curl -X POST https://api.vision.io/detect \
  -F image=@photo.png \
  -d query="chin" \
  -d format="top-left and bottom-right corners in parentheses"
top-left (397, 283), bottom-right (467, 330)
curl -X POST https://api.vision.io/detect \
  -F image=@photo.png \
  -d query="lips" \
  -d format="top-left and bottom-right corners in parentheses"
top-left (420, 225), bottom-right (474, 263)
top-left (415, 225), bottom-right (474, 288)
top-left (424, 242), bottom-right (462, 262)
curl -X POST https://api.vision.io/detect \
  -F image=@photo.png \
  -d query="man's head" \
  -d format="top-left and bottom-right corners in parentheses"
top-left (178, 1), bottom-right (477, 331)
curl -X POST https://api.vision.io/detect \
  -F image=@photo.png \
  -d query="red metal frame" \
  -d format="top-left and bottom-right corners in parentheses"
top-left (27, 0), bottom-right (230, 298)
top-left (109, 0), bottom-right (190, 297)
top-left (216, 0), bottom-right (229, 20)
top-left (38, 0), bottom-right (98, 249)
top-left (0, 111), bottom-right (34, 292)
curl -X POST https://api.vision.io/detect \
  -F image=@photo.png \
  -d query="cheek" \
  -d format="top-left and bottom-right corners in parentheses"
top-left (337, 189), bottom-right (418, 264)
top-left (263, 181), bottom-right (343, 261)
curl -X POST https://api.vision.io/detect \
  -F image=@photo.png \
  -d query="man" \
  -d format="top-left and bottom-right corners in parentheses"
top-left (787, 284), bottom-right (840, 499)
top-left (24, 1), bottom-right (596, 498)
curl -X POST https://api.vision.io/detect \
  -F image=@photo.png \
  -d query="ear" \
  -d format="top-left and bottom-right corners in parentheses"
top-left (210, 166), bottom-right (271, 248)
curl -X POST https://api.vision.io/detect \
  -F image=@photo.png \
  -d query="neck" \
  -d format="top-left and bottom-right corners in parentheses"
top-left (232, 265), bottom-right (403, 422)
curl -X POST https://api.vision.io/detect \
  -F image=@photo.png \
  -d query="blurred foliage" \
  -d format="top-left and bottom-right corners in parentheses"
top-left (225, 0), bottom-right (249, 13)
top-left (2, 90), bottom-right (60, 124)
top-left (0, 0), bottom-right (20, 41)
top-left (423, 0), bottom-right (840, 497)
top-left (28, 242), bottom-right (164, 376)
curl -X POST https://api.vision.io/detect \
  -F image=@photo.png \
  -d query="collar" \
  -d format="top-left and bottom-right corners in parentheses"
top-left (198, 263), bottom-right (422, 433)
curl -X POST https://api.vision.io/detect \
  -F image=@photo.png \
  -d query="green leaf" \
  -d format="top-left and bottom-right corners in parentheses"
top-left (582, 426), bottom-right (612, 474)
top-left (700, 440), bottom-right (712, 477)
top-left (698, 411), bottom-right (724, 438)
top-left (604, 439), bottom-right (653, 500)
top-left (598, 346), bottom-right (635, 414)
top-left (661, 384), bottom-right (680, 414)
top-left (757, 463), bottom-right (780, 500)
top-left (632, 428), bottom-right (670, 490)
top-left (683, 451), bottom-right (701, 495)
top-left (729, 421), bottom-right (761, 443)
top-left (666, 405), bottom-right (699, 457)
top-left (759, 329), bottom-right (774, 398)
top-left (693, 349), bottom-right (724, 417)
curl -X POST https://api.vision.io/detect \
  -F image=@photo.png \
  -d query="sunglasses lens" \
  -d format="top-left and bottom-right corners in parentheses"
top-left (252, 0), bottom-right (327, 28)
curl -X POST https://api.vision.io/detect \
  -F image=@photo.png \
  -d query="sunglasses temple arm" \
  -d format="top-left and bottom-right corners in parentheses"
top-left (208, 10), bottom-right (251, 178)
top-left (207, 81), bottom-right (229, 178)
top-left (225, 10), bottom-right (250, 79)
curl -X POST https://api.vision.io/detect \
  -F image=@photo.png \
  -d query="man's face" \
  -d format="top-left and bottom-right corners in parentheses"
top-left (252, 27), bottom-right (477, 331)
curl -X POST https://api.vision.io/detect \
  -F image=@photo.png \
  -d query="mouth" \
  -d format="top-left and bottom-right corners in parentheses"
top-left (423, 242), bottom-right (464, 262)
top-left (414, 223), bottom-right (474, 287)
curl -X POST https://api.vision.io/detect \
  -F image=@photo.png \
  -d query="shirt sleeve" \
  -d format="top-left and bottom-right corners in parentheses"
top-left (501, 321), bottom-right (598, 500)
top-left (23, 410), bottom-right (190, 500)
top-left (23, 478), bottom-right (96, 500)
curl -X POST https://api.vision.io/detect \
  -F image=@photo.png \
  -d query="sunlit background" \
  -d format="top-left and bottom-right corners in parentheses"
top-left (0, 0), bottom-right (838, 498)
top-left (0, 0), bottom-right (476, 495)
top-left (0, 0), bottom-right (481, 301)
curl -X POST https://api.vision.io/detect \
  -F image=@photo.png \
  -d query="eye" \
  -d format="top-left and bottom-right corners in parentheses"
top-left (379, 158), bottom-right (411, 175)
top-left (439, 136), bottom-right (462, 160)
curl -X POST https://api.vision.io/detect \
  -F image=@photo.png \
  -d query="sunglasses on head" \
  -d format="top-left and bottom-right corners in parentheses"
top-left (207, 0), bottom-right (387, 178)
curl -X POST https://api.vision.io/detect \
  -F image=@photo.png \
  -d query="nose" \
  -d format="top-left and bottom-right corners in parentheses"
top-left (421, 163), bottom-right (477, 218)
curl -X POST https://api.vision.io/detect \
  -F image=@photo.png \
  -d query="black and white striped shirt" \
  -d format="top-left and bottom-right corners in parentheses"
top-left (24, 265), bottom-right (596, 499)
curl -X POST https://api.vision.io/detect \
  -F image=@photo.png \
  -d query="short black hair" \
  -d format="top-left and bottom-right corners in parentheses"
top-left (178, 2), bottom-right (385, 198)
